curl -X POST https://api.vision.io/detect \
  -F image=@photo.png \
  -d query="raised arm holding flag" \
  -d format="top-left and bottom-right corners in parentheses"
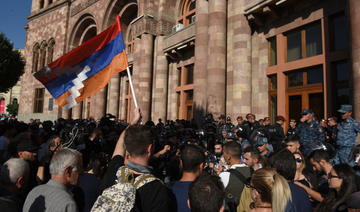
top-left (34, 16), bottom-right (138, 112)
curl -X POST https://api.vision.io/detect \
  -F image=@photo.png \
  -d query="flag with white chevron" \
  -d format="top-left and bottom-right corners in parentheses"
top-left (33, 16), bottom-right (128, 110)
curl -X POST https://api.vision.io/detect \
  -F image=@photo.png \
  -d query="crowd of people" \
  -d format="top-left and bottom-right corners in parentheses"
top-left (0, 104), bottom-right (360, 212)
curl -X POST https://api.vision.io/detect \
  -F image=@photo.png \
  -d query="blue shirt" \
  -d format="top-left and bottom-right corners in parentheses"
top-left (336, 117), bottom-right (360, 147)
top-left (170, 181), bottom-right (192, 212)
top-left (296, 120), bottom-right (324, 146)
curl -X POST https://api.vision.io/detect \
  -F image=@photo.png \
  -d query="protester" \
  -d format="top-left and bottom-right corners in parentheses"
top-left (243, 146), bottom-right (263, 171)
top-left (316, 164), bottom-right (358, 211)
top-left (170, 144), bottom-right (205, 212)
top-left (0, 158), bottom-right (30, 211)
top-left (269, 149), bottom-right (312, 212)
top-left (293, 152), bottom-right (312, 187)
top-left (308, 150), bottom-right (333, 198)
top-left (256, 137), bottom-right (273, 158)
top-left (23, 148), bottom-right (82, 212)
top-left (248, 168), bottom-right (291, 212)
top-left (219, 141), bottom-right (251, 211)
top-left (285, 135), bottom-right (301, 154)
top-left (2, 102), bottom-right (360, 212)
top-left (0, 123), bottom-right (16, 163)
top-left (188, 173), bottom-right (225, 212)
top-left (99, 108), bottom-right (171, 212)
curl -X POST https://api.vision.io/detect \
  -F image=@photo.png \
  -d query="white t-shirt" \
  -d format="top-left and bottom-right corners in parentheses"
top-left (219, 163), bottom-right (248, 188)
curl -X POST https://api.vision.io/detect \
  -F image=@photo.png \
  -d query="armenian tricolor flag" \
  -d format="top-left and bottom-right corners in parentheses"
top-left (34, 16), bottom-right (128, 110)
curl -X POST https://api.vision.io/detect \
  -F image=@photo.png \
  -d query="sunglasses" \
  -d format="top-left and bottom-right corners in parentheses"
top-left (295, 158), bottom-right (303, 163)
top-left (328, 172), bottom-right (341, 179)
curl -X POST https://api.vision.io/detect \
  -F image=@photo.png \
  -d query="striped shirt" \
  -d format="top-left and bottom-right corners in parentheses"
top-left (23, 180), bottom-right (78, 212)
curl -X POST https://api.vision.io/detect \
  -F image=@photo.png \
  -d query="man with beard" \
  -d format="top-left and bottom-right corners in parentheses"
top-left (309, 150), bottom-right (333, 197)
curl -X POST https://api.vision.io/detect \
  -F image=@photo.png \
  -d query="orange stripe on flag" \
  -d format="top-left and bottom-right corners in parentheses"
top-left (56, 51), bottom-right (128, 107)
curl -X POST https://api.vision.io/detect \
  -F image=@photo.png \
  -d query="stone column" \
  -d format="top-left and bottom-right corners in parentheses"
top-left (31, 0), bottom-right (40, 12)
top-left (44, 0), bottom-right (49, 8)
top-left (227, 0), bottom-right (252, 118)
top-left (71, 103), bottom-right (82, 119)
top-left (251, 33), bottom-right (268, 118)
top-left (91, 87), bottom-right (106, 120)
top-left (132, 34), bottom-right (154, 122)
top-left (167, 63), bottom-right (178, 121)
top-left (194, 0), bottom-right (209, 124)
top-left (107, 74), bottom-right (120, 117)
top-left (207, 0), bottom-right (226, 118)
top-left (62, 108), bottom-right (70, 119)
top-left (349, 0), bottom-right (360, 120)
top-left (151, 36), bottom-right (168, 121)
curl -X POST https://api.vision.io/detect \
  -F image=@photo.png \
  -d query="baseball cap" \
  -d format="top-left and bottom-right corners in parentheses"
top-left (276, 116), bottom-right (285, 122)
top-left (301, 109), bottom-right (313, 115)
top-left (337, 104), bottom-right (352, 113)
top-left (256, 136), bottom-right (268, 146)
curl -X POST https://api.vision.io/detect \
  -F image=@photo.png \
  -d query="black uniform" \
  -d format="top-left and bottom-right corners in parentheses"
top-left (267, 123), bottom-right (285, 152)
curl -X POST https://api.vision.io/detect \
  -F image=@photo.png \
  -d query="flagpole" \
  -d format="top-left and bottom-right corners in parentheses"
top-left (126, 66), bottom-right (138, 108)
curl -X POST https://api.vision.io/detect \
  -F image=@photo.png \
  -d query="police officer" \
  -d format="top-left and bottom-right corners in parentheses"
top-left (243, 113), bottom-right (260, 140)
top-left (295, 109), bottom-right (325, 157)
top-left (267, 115), bottom-right (286, 152)
top-left (286, 118), bottom-right (297, 137)
top-left (225, 116), bottom-right (235, 132)
top-left (327, 116), bottom-right (338, 146)
top-left (334, 104), bottom-right (360, 165)
top-left (217, 114), bottom-right (227, 138)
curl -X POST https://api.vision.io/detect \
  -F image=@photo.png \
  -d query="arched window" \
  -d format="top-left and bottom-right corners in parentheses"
top-left (47, 38), bottom-right (55, 64)
top-left (32, 43), bottom-right (40, 73)
top-left (127, 27), bottom-right (134, 53)
top-left (39, 0), bottom-right (44, 9)
top-left (178, 0), bottom-right (196, 26)
top-left (12, 98), bottom-right (18, 105)
top-left (39, 41), bottom-right (47, 69)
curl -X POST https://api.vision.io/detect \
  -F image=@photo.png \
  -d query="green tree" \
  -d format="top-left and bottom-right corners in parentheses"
top-left (0, 33), bottom-right (25, 93)
top-left (6, 103), bottom-right (19, 115)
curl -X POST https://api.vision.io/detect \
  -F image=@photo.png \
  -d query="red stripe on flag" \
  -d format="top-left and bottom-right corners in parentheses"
top-left (49, 18), bottom-right (121, 70)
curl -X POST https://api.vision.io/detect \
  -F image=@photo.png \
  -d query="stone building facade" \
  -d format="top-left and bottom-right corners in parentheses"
top-left (18, 0), bottom-right (360, 126)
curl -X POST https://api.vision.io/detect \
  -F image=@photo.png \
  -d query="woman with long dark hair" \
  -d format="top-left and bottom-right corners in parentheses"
top-left (316, 164), bottom-right (358, 212)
